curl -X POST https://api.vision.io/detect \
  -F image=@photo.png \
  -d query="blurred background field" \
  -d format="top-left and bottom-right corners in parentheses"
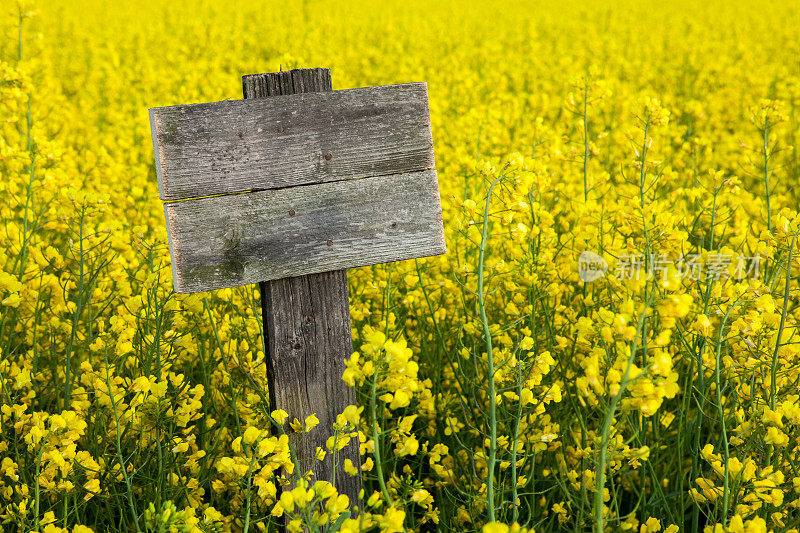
top-left (3, 0), bottom-right (800, 531)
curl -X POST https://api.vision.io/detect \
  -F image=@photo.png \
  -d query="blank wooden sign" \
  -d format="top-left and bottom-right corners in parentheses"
top-left (149, 83), bottom-right (445, 293)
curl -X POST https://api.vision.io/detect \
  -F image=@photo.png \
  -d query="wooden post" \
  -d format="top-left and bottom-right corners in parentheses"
top-left (241, 69), bottom-right (362, 505)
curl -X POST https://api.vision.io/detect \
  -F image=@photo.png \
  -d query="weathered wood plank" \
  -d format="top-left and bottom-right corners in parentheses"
top-left (150, 82), bottom-right (435, 201)
top-left (165, 168), bottom-right (445, 293)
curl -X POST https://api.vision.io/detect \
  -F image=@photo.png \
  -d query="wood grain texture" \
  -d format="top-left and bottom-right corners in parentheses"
top-left (164, 169), bottom-right (445, 293)
top-left (150, 81), bottom-right (435, 201)
top-left (243, 68), bottom-right (362, 509)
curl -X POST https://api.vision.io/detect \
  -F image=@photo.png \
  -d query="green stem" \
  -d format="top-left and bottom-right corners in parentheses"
top-left (242, 450), bottom-right (259, 533)
top-left (583, 83), bottom-right (590, 202)
top-left (203, 297), bottom-right (242, 436)
top-left (594, 311), bottom-right (647, 533)
top-left (104, 350), bottom-right (142, 533)
top-left (713, 308), bottom-right (736, 524)
top-left (763, 118), bottom-right (772, 233)
top-left (33, 436), bottom-right (46, 532)
top-left (639, 118), bottom-right (650, 209)
top-left (371, 361), bottom-right (393, 507)
top-left (478, 175), bottom-right (505, 522)
top-left (770, 232), bottom-right (796, 411)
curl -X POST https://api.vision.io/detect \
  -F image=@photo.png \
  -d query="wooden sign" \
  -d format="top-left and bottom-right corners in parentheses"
top-left (151, 81), bottom-right (444, 293)
top-left (148, 68), bottom-right (445, 507)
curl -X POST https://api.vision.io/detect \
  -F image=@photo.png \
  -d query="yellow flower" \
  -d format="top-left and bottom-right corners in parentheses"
top-left (380, 507), bottom-right (406, 533)
top-left (271, 502), bottom-right (286, 518)
top-left (243, 426), bottom-right (261, 445)
top-left (271, 409), bottom-right (289, 425)
top-left (765, 426), bottom-right (788, 447)
top-left (483, 523), bottom-right (510, 533)
top-left (83, 478), bottom-right (100, 501)
top-left (325, 494), bottom-right (350, 514)
top-left (2, 292), bottom-right (21, 307)
top-left (394, 435), bottom-right (419, 457)
top-left (337, 404), bottom-right (361, 427)
top-left (389, 390), bottom-right (411, 409)
top-left (315, 447), bottom-right (327, 461)
top-left (303, 413), bottom-right (320, 432)
top-left (279, 491), bottom-right (295, 514)
top-left (640, 517), bottom-right (660, 533)
top-left (691, 314), bottom-right (712, 335)
top-left (0, 272), bottom-right (23, 293)
top-left (344, 458), bottom-right (359, 476)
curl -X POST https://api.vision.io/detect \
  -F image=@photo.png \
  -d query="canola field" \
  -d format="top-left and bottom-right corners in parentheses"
top-left (3, 0), bottom-right (800, 531)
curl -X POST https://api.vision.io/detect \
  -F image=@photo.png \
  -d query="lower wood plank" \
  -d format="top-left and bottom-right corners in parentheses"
top-left (164, 169), bottom-right (445, 294)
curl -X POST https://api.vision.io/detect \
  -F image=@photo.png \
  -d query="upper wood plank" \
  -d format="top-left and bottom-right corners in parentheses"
top-left (150, 83), bottom-right (435, 201)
